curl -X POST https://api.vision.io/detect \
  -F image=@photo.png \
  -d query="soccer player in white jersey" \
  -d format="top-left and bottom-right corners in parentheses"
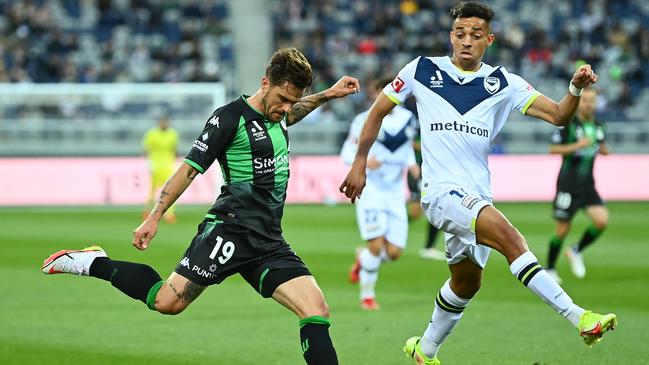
top-left (339, 2), bottom-right (617, 364)
top-left (341, 77), bottom-right (419, 310)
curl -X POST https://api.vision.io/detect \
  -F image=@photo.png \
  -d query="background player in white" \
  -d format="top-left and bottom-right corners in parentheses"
top-left (342, 77), bottom-right (419, 310)
top-left (339, 2), bottom-right (617, 364)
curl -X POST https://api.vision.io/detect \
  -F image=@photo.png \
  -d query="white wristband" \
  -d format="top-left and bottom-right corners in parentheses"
top-left (569, 82), bottom-right (583, 97)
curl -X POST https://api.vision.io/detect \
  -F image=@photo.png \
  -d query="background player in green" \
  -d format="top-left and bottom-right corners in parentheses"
top-left (42, 48), bottom-right (360, 365)
top-left (546, 88), bottom-right (609, 283)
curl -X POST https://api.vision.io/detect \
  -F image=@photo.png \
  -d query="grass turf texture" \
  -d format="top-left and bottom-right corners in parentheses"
top-left (0, 202), bottom-right (647, 365)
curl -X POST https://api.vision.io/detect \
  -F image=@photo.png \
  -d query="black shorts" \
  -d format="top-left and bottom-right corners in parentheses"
top-left (552, 187), bottom-right (604, 220)
top-left (174, 217), bottom-right (311, 298)
top-left (407, 170), bottom-right (421, 202)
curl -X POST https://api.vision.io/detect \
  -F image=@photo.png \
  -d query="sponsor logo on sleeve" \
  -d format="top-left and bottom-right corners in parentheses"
top-left (208, 116), bottom-right (220, 127)
top-left (192, 140), bottom-right (209, 153)
top-left (391, 77), bottom-right (405, 92)
top-left (179, 257), bottom-right (190, 268)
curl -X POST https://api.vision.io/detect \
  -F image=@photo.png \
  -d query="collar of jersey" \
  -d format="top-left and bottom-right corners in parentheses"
top-left (241, 94), bottom-right (269, 121)
top-left (446, 56), bottom-right (482, 74)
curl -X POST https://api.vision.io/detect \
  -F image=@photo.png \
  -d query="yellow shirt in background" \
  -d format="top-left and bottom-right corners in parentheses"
top-left (143, 127), bottom-right (179, 171)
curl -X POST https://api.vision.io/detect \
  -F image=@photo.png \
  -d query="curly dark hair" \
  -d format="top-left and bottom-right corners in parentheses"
top-left (449, 1), bottom-right (495, 23)
top-left (265, 48), bottom-right (313, 90)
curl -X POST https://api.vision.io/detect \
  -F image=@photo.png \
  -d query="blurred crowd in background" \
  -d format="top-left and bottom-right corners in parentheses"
top-left (1, 0), bottom-right (648, 121)
top-left (0, 0), bottom-right (232, 84)
top-left (273, 0), bottom-right (649, 121)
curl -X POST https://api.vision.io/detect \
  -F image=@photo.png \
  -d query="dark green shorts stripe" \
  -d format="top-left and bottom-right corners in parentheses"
top-left (258, 267), bottom-right (270, 294)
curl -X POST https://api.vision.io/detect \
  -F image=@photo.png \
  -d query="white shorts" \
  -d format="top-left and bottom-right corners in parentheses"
top-left (422, 187), bottom-right (492, 268)
top-left (355, 187), bottom-right (408, 248)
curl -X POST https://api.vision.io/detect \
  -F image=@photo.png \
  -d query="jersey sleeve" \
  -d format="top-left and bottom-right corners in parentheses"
top-left (184, 109), bottom-right (239, 174)
top-left (509, 73), bottom-right (542, 115)
top-left (382, 57), bottom-right (420, 105)
top-left (340, 113), bottom-right (365, 165)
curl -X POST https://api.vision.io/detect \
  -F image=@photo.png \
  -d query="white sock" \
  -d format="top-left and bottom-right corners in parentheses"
top-left (510, 251), bottom-right (585, 327)
top-left (359, 248), bottom-right (381, 300)
top-left (420, 279), bottom-right (470, 358)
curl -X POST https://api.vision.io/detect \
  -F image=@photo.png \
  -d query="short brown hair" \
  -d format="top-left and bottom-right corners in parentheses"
top-left (265, 48), bottom-right (313, 90)
top-left (450, 1), bottom-right (494, 24)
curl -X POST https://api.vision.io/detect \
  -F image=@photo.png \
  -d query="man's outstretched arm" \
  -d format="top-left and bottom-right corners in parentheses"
top-left (287, 75), bottom-right (359, 126)
top-left (526, 64), bottom-right (598, 126)
top-left (133, 162), bottom-right (200, 250)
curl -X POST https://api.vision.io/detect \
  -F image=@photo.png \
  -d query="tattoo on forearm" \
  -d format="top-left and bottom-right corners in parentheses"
top-left (168, 281), bottom-right (182, 300)
top-left (288, 92), bottom-right (329, 125)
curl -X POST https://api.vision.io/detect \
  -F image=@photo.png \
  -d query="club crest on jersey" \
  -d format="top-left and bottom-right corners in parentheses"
top-left (484, 76), bottom-right (500, 94)
top-left (429, 70), bottom-right (444, 88)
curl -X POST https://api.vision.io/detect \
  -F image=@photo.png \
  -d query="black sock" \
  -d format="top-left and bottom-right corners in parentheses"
top-left (425, 224), bottom-right (439, 249)
top-left (299, 316), bottom-right (338, 365)
top-left (89, 257), bottom-right (163, 309)
top-left (577, 226), bottom-right (603, 252)
top-left (547, 235), bottom-right (564, 269)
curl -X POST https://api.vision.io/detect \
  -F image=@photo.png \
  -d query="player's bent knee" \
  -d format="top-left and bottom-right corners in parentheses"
top-left (303, 299), bottom-right (330, 319)
top-left (594, 219), bottom-right (608, 231)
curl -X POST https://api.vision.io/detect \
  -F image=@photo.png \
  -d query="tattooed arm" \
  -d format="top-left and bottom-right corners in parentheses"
top-left (287, 75), bottom-right (360, 126)
top-left (132, 163), bottom-right (199, 250)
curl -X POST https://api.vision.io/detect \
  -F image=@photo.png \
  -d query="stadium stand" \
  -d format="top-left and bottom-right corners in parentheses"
top-left (271, 0), bottom-right (649, 121)
top-left (0, 0), bottom-right (647, 155)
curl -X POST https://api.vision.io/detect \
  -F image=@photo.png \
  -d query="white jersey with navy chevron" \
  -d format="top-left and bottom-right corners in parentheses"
top-left (340, 106), bottom-right (417, 193)
top-left (383, 56), bottom-right (540, 200)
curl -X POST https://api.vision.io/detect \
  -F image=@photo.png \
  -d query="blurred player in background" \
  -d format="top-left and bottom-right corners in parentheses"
top-left (142, 115), bottom-right (178, 223)
top-left (42, 48), bottom-right (360, 365)
top-left (407, 124), bottom-right (444, 261)
top-left (342, 77), bottom-right (419, 310)
top-left (340, 2), bottom-right (616, 364)
top-left (546, 88), bottom-right (609, 284)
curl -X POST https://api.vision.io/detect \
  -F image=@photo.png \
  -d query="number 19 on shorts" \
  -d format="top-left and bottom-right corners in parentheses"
top-left (209, 236), bottom-right (235, 264)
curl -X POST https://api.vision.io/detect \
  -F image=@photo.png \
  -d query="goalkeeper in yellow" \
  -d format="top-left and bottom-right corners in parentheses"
top-left (143, 116), bottom-right (179, 223)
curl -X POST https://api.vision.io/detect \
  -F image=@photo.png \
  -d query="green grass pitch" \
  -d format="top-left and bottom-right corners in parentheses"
top-left (1, 202), bottom-right (647, 365)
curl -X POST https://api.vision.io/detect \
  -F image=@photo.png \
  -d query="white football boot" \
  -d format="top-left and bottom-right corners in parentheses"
top-left (42, 246), bottom-right (107, 276)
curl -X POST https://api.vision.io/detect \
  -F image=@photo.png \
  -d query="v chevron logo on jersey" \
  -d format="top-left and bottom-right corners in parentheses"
top-left (484, 76), bottom-right (501, 94)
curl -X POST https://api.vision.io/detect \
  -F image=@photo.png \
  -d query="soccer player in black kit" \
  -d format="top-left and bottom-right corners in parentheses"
top-left (42, 48), bottom-right (359, 365)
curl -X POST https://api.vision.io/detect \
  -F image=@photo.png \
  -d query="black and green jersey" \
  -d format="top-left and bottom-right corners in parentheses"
top-left (551, 116), bottom-right (606, 191)
top-left (185, 95), bottom-right (290, 241)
